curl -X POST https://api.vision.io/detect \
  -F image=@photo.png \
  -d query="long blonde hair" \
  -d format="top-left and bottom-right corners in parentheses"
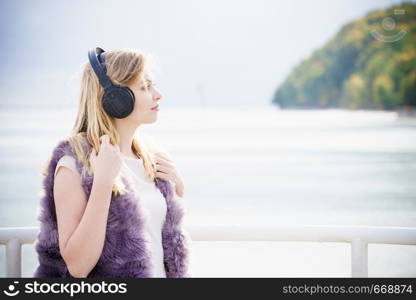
top-left (47, 48), bottom-right (168, 196)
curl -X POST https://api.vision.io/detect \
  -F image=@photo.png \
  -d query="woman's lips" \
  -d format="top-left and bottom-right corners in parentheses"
top-left (151, 104), bottom-right (159, 111)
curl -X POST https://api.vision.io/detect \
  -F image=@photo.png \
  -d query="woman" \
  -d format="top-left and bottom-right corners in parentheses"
top-left (33, 47), bottom-right (191, 278)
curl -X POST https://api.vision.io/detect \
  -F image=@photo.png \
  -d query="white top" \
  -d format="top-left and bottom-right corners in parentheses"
top-left (54, 154), bottom-right (180, 278)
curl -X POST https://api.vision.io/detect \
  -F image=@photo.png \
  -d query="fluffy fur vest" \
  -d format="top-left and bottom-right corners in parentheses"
top-left (33, 137), bottom-right (190, 278)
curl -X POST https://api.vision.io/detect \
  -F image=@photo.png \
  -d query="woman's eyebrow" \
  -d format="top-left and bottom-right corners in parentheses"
top-left (138, 79), bottom-right (153, 88)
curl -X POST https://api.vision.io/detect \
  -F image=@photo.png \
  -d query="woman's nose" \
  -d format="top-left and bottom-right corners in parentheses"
top-left (154, 89), bottom-right (163, 100)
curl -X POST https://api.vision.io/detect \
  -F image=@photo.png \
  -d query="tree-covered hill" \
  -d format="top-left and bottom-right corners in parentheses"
top-left (272, 2), bottom-right (416, 110)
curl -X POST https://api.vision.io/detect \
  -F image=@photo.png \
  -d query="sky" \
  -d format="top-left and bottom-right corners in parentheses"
top-left (0, 0), bottom-right (409, 109)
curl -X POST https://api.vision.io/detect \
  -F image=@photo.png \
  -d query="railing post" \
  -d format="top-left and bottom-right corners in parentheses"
top-left (1, 225), bottom-right (416, 278)
top-left (6, 238), bottom-right (21, 278)
top-left (351, 238), bottom-right (368, 277)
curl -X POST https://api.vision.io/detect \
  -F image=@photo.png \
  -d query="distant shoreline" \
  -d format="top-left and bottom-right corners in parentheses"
top-left (272, 104), bottom-right (416, 118)
top-left (396, 106), bottom-right (416, 118)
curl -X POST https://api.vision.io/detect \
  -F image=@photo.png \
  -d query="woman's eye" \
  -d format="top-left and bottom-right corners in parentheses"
top-left (141, 82), bottom-right (155, 90)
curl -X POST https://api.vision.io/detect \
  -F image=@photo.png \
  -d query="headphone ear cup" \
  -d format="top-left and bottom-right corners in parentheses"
top-left (102, 86), bottom-right (135, 119)
top-left (124, 86), bottom-right (135, 103)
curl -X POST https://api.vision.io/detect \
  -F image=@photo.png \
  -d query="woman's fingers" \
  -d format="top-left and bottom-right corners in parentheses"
top-left (154, 155), bottom-right (173, 167)
top-left (155, 164), bottom-right (170, 174)
top-left (154, 152), bottom-right (172, 162)
top-left (100, 134), bottom-right (110, 145)
top-left (155, 171), bottom-right (170, 180)
top-left (99, 135), bottom-right (121, 152)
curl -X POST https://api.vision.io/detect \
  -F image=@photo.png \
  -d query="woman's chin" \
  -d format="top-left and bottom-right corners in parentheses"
top-left (146, 116), bottom-right (158, 124)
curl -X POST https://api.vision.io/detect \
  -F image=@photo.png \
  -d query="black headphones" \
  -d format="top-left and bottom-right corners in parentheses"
top-left (88, 47), bottom-right (135, 119)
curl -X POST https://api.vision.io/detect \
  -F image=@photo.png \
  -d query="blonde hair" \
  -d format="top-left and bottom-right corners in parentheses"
top-left (45, 48), bottom-right (171, 196)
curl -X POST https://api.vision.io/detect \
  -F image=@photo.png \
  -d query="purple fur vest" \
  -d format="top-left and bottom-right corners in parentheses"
top-left (33, 137), bottom-right (190, 278)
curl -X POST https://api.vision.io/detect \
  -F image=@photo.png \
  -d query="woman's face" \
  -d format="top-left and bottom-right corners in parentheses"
top-left (125, 73), bottom-right (163, 125)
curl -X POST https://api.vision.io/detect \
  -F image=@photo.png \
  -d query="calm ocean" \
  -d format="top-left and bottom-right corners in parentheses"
top-left (1, 106), bottom-right (415, 277)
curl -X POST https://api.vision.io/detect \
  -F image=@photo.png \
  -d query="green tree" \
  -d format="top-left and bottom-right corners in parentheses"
top-left (272, 2), bottom-right (416, 110)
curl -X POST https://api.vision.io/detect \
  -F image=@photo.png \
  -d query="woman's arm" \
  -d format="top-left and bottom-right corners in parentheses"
top-left (52, 135), bottom-right (121, 277)
top-left (54, 166), bottom-right (113, 278)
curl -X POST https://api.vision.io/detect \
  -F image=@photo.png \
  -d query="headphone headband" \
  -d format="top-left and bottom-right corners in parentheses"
top-left (88, 47), bottom-right (112, 89)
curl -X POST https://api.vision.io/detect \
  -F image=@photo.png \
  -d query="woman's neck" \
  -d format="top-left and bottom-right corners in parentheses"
top-left (115, 122), bottom-right (140, 158)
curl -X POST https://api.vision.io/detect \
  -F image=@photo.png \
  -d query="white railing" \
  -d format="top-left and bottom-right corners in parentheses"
top-left (1, 224), bottom-right (416, 277)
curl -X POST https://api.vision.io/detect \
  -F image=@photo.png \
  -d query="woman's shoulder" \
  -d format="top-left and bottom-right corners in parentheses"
top-left (52, 133), bottom-right (89, 156)
top-left (54, 155), bottom-right (79, 178)
top-left (52, 133), bottom-right (88, 177)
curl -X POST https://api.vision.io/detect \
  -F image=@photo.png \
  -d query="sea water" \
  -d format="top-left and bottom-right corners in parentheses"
top-left (0, 106), bottom-right (415, 277)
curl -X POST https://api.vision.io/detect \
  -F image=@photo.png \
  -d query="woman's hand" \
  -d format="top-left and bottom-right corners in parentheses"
top-left (153, 152), bottom-right (185, 198)
top-left (89, 135), bottom-right (122, 186)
